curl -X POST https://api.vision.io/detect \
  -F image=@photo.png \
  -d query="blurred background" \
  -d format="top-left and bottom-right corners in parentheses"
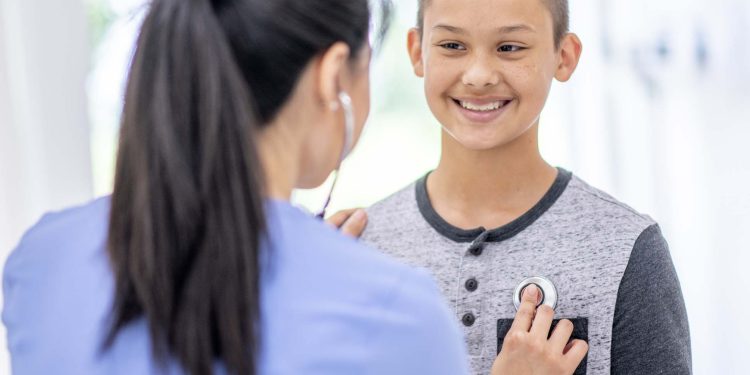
top-left (1, 0), bottom-right (749, 373)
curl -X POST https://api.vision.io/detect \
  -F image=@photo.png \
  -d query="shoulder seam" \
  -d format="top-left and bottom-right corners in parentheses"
top-left (567, 179), bottom-right (655, 227)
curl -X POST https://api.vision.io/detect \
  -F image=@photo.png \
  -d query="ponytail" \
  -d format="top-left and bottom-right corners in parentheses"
top-left (105, 0), bottom-right (264, 374)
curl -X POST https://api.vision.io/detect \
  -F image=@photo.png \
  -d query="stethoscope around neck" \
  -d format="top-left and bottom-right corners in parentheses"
top-left (315, 91), bottom-right (355, 219)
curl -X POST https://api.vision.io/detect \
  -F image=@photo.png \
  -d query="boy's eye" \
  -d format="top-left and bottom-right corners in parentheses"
top-left (438, 42), bottom-right (466, 51)
top-left (498, 45), bottom-right (524, 52)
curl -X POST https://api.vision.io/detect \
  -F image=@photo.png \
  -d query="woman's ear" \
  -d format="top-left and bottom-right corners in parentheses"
top-left (407, 28), bottom-right (425, 78)
top-left (554, 33), bottom-right (583, 82)
top-left (317, 42), bottom-right (351, 109)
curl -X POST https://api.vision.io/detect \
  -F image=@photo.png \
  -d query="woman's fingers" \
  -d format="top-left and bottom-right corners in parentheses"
top-left (325, 208), bottom-right (367, 238)
top-left (340, 209), bottom-right (367, 237)
top-left (563, 339), bottom-right (589, 370)
top-left (548, 318), bottom-right (574, 353)
top-left (529, 304), bottom-right (554, 338)
top-left (325, 208), bottom-right (357, 227)
top-left (493, 287), bottom-right (590, 375)
top-left (509, 285), bottom-right (539, 333)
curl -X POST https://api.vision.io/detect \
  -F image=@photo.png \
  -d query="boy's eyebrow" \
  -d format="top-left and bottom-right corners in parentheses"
top-left (432, 24), bottom-right (467, 34)
top-left (431, 24), bottom-right (536, 35)
top-left (497, 24), bottom-right (536, 34)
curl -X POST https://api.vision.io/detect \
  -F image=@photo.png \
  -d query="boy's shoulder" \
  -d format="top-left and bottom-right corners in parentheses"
top-left (560, 173), bottom-right (656, 231)
top-left (366, 178), bottom-right (419, 218)
top-left (362, 177), bottom-right (424, 241)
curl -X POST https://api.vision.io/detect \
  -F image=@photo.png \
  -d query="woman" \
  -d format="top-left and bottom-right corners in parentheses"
top-left (2, 0), bottom-right (587, 374)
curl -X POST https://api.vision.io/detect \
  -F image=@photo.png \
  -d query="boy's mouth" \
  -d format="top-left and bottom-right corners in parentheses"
top-left (451, 97), bottom-right (513, 123)
top-left (454, 99), bottom-right (512, 112)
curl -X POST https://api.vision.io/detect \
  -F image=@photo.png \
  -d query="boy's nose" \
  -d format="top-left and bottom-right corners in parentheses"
top-left (462, 57), bottom-right (501, 88)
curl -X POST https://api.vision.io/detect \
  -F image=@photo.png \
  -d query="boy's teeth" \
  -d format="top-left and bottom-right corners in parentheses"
top-left (460, 100), bottom-right (504, 111)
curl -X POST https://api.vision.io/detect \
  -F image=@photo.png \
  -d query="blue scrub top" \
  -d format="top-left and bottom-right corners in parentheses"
top-left (3, 197), bottom-right (469, 374)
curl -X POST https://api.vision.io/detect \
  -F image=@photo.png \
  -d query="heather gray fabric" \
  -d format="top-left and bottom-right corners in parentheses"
top-left (361, 168), bottom-right (691, 375)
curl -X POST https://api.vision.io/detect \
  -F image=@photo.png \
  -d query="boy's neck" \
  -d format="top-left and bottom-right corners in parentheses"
top-left (427, 124), bottom-right (558, 230)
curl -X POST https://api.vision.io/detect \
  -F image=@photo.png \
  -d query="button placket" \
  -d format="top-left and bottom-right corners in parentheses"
top-left (458, 230), bottom-right (491, 355)
top-left (468, 242), bottom-right (485, 256)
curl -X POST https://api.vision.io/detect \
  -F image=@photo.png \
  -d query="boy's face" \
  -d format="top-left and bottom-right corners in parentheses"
top-left (409, 0), bottom-right (581, 151)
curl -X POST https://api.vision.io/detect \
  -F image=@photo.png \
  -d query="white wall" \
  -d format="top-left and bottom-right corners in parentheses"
top-left (0, 0), bottom-right (93, 371)
top-left (562, 1), bottom-right (750, 372)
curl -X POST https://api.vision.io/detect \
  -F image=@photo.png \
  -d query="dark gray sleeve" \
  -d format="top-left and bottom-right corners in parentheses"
top-left (610, 224), bottom-right (692, 375)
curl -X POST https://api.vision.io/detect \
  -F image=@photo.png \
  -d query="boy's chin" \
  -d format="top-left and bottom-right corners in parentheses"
top-left (442, 116), bottom-right (539, 152)
top-left (446, 130), bottom-right (512, 151)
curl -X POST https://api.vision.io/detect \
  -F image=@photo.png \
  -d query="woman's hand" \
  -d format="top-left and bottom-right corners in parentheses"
top-left (490, 285), bottom-right (588, 375)
top-left (325, 208), bottom-right (368, 238)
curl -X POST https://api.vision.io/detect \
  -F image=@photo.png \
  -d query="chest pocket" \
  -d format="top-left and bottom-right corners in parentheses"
top-left (497, 317), bottom-right (589, 375)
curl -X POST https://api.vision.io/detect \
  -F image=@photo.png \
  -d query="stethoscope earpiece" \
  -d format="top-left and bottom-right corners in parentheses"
top-left (513, 276), bottom-right (558, 311)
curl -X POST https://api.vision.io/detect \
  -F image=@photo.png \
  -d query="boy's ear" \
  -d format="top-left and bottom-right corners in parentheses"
top-left (554, 33), bottom-right (583, 82)
top-left (407, 28), bottom-right (425, 77)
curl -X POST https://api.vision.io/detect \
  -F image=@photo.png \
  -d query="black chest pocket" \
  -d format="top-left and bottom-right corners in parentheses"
top-left (497, 317), bottom-right (589, 375)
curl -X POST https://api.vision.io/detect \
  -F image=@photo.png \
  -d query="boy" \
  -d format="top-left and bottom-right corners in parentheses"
top-left (360, 0), bottom-right (691, 374)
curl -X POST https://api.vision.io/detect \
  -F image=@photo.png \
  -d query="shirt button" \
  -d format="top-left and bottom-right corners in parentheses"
top-left (462, 312), bottom-right (476, 327)
top-left (468, 244), bottom-right (484, 256)
top-left (465, 278), bottom-right (478, 292)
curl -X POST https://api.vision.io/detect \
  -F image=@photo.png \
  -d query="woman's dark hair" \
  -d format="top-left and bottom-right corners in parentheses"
top-left (104, 0), bottom-right (390, 374)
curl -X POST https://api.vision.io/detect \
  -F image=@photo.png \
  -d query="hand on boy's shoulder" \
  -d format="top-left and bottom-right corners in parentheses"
top-left (325, 208), bottom-right (368, 238)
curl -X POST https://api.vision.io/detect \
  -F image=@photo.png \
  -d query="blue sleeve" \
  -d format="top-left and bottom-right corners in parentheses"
top-left (2, 206), bottom-right (113, 374)
top-left (2, 216), bottom-right (59, 374)
top-left (365, 268), bottom-right (470, 375)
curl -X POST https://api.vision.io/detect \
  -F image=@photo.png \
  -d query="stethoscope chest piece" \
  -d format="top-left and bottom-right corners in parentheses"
top-left (513, 276), bottom-right (558, 311)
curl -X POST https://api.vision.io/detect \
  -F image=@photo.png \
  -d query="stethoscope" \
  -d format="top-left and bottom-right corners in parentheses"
top-left (513, 276), bottom-right (558, 310)
top-left (315, 91), bottom-right (355, 219)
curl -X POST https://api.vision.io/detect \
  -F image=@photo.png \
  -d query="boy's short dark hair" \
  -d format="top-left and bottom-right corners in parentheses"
top-left (417, 0), bottom-right (569, 48)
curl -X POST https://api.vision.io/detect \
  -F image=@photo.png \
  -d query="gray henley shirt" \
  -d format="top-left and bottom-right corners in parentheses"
top-left (361, 168), bottom-right (691, 375)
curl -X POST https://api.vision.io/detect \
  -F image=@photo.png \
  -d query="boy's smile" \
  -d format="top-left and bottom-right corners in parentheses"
top-left (451, 96), bottom-right (515, 124)
top-left (408, 0), bottom-right (581, 151)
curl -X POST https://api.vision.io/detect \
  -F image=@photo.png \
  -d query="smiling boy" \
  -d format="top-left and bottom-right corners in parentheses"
top-left (360, 0), bottom-right (691, 374)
